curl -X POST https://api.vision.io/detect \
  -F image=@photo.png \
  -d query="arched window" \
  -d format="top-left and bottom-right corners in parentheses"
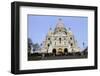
top-left (47, 44), bottom-right (50, 47)
top-left (70, 37), bottom-right (72, 40)
top-left (71, 43), bottom-right (73, 46)
top-left (59, 38), bottom-right (61, 43)
top-left (59, 29), bottom-right (61, 32)
top-left (48, 38), bottom-right (50, 40)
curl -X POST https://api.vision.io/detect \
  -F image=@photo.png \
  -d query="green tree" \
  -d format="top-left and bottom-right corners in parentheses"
top-left (32, 43), bottom-right (40, 51)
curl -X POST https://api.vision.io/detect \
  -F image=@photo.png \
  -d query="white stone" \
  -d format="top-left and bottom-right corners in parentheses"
top-left (41, 19), bottom-right (80, 54)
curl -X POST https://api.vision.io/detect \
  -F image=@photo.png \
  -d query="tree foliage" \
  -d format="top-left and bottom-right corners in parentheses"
top-left (28, 38), bottom-right (40, 52)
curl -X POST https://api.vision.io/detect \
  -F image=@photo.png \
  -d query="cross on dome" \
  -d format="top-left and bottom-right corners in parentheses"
top-left (56, 18), bottom-right (64, 28)
top-left (59, 18), bottom-right (62, 21)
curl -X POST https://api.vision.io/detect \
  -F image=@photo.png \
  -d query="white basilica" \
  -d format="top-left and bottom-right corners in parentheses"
top-left (40, 18), bottom-right (81, 54)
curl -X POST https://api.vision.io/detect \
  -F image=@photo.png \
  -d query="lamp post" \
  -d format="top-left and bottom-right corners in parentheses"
top-left (83, 42), bottom-right (85, 49)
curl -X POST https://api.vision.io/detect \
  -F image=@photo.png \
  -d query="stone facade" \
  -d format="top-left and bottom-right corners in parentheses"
top-left (41, 19), bottom-right (81, 54)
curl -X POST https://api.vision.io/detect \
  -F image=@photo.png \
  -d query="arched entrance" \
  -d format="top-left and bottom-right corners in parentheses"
top-left (64, 48), bottom-right (68, 54)
top-left (52, 48), bottom-right (56, 54)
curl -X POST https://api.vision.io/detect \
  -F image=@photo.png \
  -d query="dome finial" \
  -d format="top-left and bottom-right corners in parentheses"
top-left (56, 18), bottom-right (64, 28)
top-left (59, 18), bottom-right (62, 21)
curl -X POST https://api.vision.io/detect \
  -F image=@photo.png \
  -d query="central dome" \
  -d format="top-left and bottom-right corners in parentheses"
top-left (54, 18), bottom-right (67, 34)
